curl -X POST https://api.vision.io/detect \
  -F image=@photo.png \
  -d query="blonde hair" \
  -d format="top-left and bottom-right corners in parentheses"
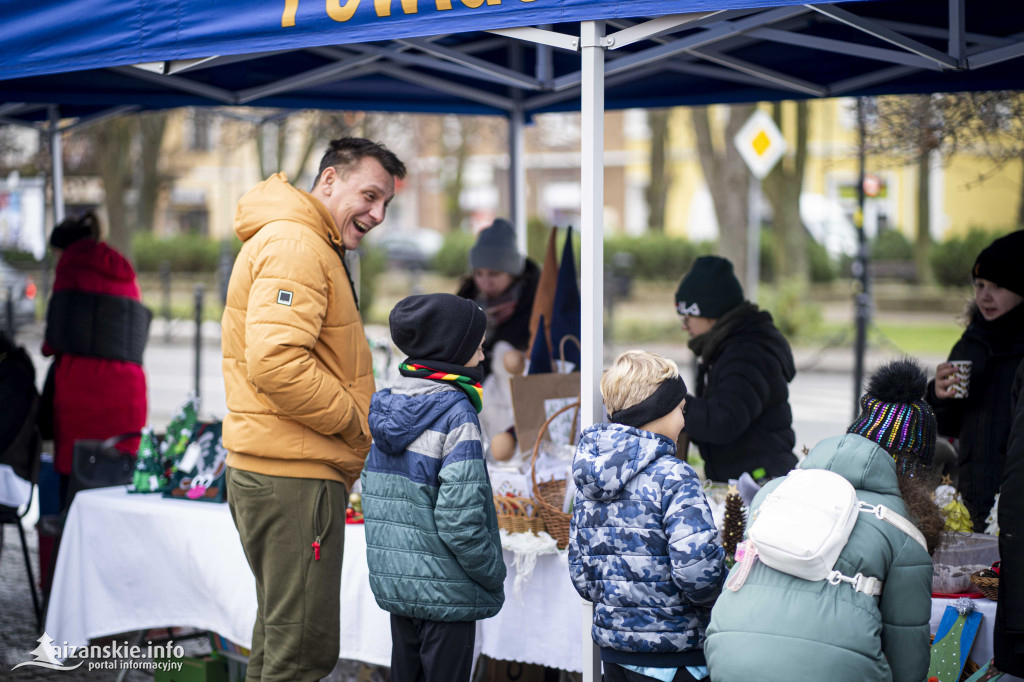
top-left (601, 350), bottom-right (680, 414)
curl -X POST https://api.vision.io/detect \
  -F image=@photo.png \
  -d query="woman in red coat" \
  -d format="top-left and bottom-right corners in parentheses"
top-left (42, 212), bottom-right (149, 507)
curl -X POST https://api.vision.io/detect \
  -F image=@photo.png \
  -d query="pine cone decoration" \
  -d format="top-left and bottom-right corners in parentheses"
top-left (722, 485), bottom-right (746, 561)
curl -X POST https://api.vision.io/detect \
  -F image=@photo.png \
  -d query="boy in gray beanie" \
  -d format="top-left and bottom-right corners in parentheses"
top-left (361, 293), bottom-right (505, 682)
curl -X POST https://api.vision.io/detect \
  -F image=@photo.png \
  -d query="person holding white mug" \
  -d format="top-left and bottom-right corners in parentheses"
top-left (927, 230), bottom-right (1024, 531)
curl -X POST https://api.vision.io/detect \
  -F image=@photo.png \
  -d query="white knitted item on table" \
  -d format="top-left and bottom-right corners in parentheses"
top-left (499, 529), bottom-right (559, 601)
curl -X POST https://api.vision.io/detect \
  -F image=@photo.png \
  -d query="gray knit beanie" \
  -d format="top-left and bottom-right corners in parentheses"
top-left (469, 218), bottom-right (524, 276)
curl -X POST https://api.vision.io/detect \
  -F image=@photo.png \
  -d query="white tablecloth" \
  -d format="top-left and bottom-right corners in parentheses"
top-left (49, 488), bottom-right (988, 675)
top-left (45, 488), bottom-right (583, 671)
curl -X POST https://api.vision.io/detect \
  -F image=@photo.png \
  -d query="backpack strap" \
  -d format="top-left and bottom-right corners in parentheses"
top-left (826, 570), bottom-right (883, 596)
top-left (858, 501), bottom-right (928, 552)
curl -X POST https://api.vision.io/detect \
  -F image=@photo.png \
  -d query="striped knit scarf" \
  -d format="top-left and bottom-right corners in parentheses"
top-left (398, 362), bottom-right (484, 413)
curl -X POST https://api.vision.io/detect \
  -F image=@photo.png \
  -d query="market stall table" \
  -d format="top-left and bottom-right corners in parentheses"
top-left (44, 487), bottom-right (584, 671)
top-left (47, 487), bottom-right (993, 675)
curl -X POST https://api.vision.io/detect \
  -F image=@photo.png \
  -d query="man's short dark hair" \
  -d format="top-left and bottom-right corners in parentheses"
top-left (313, 137), bottom-right (406, 187)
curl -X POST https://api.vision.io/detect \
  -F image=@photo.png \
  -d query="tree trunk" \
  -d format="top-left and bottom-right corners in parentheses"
top-left (137, 112), bottom-right (168, 233)
top-left (915, 150), bottom-right (933, 284)
top-left (1018, 151), bottom-right (1024, 227)
top-left (763, 101), bottom-right (809, 284)
top-left (691, 104), bottom-right (754, 290)
top-left (441, 116), bottom-right (472, 231)
top-left (95, 118), bottom-right (136, 258)
top-left (646, 108), bottom-right (671, 232)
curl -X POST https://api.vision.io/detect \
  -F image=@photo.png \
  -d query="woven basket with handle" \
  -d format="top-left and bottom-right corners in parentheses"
top-left (493, 495), bottom-right (545, 535)
top-left (529, 400), bottom-right (580, 550)
top-left (970, 569), bottom-right (999, 601)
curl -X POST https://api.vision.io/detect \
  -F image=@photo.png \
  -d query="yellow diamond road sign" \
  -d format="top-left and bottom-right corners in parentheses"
top-left (734, 109), bottom-right (787, 179)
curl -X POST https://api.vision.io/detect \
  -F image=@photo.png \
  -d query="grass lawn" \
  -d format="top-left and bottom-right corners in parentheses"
top-left (816, 320), bottom-right (961, 358)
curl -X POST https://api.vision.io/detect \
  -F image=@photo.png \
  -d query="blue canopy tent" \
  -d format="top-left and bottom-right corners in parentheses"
top-left (4, 3), bottom-right (1024, 674)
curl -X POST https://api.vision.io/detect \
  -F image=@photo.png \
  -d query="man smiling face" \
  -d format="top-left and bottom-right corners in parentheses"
top-left (313, 156), bottom-right (396, 251)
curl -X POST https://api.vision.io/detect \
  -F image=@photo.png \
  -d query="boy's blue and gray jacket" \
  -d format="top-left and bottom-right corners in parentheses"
top-left (568, 423), bottom-right (726, 666)
top-left (704, 434), bottom-right (934, 682)
top-left (361, 376), bottom-right (505, 622)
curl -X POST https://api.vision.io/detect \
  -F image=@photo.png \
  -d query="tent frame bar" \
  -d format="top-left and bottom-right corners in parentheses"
top-left (808, 3), bottom-right (960, 69)
top-left (487, 26), bottom-right (579, 52)
top-left (606, 11), bottom-right (724, 49)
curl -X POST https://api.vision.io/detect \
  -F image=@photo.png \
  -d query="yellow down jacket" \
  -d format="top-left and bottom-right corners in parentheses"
top-left (221, 173), bottom-right (374, 489)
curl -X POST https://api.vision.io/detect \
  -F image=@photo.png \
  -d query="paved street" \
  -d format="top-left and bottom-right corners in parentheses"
top-left (1, 317), bottom-right (942, 680)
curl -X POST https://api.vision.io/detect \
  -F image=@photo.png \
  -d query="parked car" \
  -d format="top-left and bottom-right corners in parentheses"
top-left (366, 227), bottom-right (443, 270)
top-left (0, 257), bottom-right (37, 332)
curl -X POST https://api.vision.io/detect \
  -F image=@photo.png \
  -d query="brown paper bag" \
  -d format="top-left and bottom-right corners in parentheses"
top-left (509, 371), bottom-right (580, 452)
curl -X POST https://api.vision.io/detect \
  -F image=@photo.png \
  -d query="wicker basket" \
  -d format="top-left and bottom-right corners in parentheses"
top-left (970, 570), bottom-right (999, 601)
top-left (529, 400), bottom-right (580, 550)
top-left (494, 495), bottom-right (545, 535)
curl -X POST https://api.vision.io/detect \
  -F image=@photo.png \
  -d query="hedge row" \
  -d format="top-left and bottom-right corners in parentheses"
top-left (14, 224), bottom-right (1007, 290)
top-left (133, 232), bottom-right (241, 272)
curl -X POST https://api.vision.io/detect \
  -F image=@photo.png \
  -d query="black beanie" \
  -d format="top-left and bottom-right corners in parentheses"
top-left (973, 230), bottom-right (1024, 298)
top-left (674, 255), bottom-right (744, 319)
top-left (389, 293), bottom-right (487, 367)
top-left (50, 212), bottom-right (99, 250)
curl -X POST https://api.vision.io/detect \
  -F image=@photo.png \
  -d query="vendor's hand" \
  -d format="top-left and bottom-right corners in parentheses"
top-left (934, 362), bottom-right (957, 399)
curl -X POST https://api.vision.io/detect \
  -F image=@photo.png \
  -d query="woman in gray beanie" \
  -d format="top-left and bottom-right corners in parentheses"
top-left (674, 255), bottom-right (797, 483)
top-left (455, 218), bottom-right (540, 379)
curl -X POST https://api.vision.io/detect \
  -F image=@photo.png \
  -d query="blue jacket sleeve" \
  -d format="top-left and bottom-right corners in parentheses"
top-left (664, 469), bottom-right (726, 605)
top-left (434, 413), bottom-right (507, 592)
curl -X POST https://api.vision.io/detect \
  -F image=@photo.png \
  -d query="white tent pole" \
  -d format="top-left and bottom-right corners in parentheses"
top-left (509, 101), bottom-right (528, 255)
top-left (49, 105), bottom-right (65, 225)
top-left (580, 19), bottom-right (605, 682)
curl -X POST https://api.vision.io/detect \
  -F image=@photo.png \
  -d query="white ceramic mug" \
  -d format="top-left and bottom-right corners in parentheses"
top-left (949, 360), bottom-right (972, 399)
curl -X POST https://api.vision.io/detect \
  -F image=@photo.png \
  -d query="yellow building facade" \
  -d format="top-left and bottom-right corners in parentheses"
top-left (623, 98), bottom-right (1022, 247)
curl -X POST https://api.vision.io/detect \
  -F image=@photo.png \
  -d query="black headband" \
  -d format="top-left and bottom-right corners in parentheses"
top-left (610, 375), bottom-right (688, 429)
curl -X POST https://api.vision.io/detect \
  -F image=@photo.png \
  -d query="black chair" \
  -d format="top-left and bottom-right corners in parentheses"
top-left (40, 433), bottom-right (140, 618)
top-left (0, 428), bottom-right (43, 632)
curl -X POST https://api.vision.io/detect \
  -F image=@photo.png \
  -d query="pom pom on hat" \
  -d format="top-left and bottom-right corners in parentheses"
top-left (848, 357), bottom-right (937, 475)
top-left (50, 212), bottom-right (100, 250)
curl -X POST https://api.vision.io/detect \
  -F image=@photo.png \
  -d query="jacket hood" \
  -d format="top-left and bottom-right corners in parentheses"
top-left (733, 310), bottom-right (797, 382)
top-left (801, 433), bottom-right (901, 496)
top-left (57, 239), bottom-right (137, 285)
top-left (368, 376), bottom-right (468, 455)
top-left (234, 173), bottom-right (342, 249)
top-left (693, 305), bottom-right (796, 382)
top-left (572, 422), bottom-right (678, 501)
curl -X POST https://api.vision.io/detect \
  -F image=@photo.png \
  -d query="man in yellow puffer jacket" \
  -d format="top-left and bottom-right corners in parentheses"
top-left (222, 138), bottom-right (405, 681)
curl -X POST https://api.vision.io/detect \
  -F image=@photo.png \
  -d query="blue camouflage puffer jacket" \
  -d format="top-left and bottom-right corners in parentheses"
top-left (568, 423), bottom-right (726, 660)
top-left (361, 376), bottom-right (505, 622)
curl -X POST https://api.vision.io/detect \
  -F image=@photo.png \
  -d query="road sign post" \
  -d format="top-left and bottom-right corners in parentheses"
top-left (734, 109), bottom-right (787, 300)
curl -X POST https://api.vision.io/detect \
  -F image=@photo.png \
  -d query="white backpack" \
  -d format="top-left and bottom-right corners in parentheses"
top-left (726, 468), bottom-right (928, 596)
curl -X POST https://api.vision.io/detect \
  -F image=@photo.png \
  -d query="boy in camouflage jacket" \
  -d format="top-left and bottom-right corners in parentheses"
top-left (569, 350), bottom-right (726, 682)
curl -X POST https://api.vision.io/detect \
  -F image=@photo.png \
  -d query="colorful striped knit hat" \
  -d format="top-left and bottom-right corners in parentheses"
top-left (848, 357), bottom-right (936, 475)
